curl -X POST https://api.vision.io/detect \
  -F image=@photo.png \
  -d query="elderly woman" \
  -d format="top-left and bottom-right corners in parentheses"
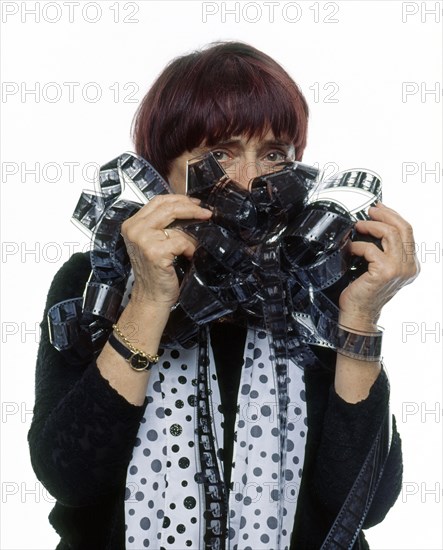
top-left (28, 42), bottom-right (419, 549)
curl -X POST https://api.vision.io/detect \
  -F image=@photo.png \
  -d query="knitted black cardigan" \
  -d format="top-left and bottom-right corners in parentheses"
top-left (28, 253), bottom-right (402, 549)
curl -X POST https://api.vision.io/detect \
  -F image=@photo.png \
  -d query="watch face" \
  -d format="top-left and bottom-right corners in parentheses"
top-left (130, 353), bottom-right (149, 370)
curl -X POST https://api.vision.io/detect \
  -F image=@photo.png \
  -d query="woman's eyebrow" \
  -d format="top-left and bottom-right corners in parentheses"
top-left (193, 139), bottom-right (242, 154)
top-left (210, 139), bottom-right (243, 148)
top-left (256, 140), bottom-right (294, 156)
top-left (196, 138), bottom-right (293, 156)
top-left (210, 139), bottom-right (292, 149)
top-left (259, 139), bottom-right (292, 149)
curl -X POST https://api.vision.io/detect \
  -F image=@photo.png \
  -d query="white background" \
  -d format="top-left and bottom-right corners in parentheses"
top-left (1, 0), bottom-right (442, 548)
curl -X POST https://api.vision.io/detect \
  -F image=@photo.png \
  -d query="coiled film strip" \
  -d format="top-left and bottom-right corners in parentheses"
top-left (47, 151), bottom-right (384, 549)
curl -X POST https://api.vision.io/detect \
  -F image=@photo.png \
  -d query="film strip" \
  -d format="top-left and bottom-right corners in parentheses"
top-left (55, 153), bottom-right (383, 358)
top-left (195, 329), bottom-right (228, 549)
top-left (309, 168), bottom-right (381, 221)
top-left (258, 241), bottom-right (290, 545)
top-left (47, 151), bottom-right (384, 549)
top-left (320, 397), bottom-right (391, 549)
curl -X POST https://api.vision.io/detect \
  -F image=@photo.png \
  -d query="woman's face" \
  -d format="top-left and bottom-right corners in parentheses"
top-left (167, 130), bottom-right (296, 194)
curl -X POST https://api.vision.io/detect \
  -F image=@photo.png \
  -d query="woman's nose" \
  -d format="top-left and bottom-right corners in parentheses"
top-left (227, 160), bottom-right (261, 189)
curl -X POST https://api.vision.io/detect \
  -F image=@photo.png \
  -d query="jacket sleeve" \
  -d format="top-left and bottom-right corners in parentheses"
top-left (312, 367), bottom-right (403, 529)
top-left (27, 253), bottom-right (148, 508)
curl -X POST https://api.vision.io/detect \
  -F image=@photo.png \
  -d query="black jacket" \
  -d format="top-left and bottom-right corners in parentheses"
top-left (28, 253), bottom-right (402, 549)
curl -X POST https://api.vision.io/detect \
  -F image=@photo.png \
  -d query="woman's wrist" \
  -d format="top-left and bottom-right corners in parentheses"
top-left (338, 310), bottom-right (380, 333)
top-left (95, 297), bottom-right (169, 406)
top-left (118, 298), bottom-right (170, 350)
top-left (335, 313), bottom-right (382, 401)
top-left (336, 310), bottom-right (383, 363)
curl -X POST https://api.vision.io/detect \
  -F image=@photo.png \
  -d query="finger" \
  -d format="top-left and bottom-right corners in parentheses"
top-left (122, 199), bottom-right (211, 244)
top-left (348, 241), bottom-right (406, 287)
top-left (132, 195), bottom-right (212, 228)
top-left (353, 220), bottom-right (404, 257)
top-left (133, 228), bottom-right (198, 263)
top-left (348, 240), bottom-right (385, 264)
top-left (154, 240), bottom-right (198, 268)
top-left (357, 203), bottom-right (420, 273)
top-left (350, 237), bottom-right (419, 283)
top-left (366, 202), bottom-right (415, 244)
top-left (157, 227), bottom-right (198, 250)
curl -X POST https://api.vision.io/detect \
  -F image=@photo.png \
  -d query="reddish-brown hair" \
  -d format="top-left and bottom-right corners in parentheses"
top-left (132, 41), bottom-right (309, 179)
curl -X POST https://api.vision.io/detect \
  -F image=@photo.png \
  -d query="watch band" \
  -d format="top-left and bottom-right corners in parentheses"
top-left (108, 331), bottom-right (154, 371)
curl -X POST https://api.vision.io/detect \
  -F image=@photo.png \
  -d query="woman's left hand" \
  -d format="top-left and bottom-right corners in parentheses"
top-left (338, 202), bottom-right (420, 331)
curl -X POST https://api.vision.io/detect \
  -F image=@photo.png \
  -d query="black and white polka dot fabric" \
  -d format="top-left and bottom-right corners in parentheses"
top-left (124, 327), bottom-right (307, 549)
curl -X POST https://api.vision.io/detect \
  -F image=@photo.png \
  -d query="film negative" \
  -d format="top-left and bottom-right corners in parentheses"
top-left (309, 167), bottom-right (382, 221)
top-left (186, 153), bottom-right (228, 198)
top-left (82, 279), bottom-right (124, 322)
top-left (47, 297), bottom-right (85, 351)
top-left (195, 329), bottom-right (228, 549)
top-left (71, 155), bottom-right (122, 238)
top-left (46, 150), bottom-right (385, 550)
top-left (49, 152), bottom-right (384, 361)
top-left (89, 200), bottom-right (140, 284)
top-left (118, 151), bottom-right (173, 202)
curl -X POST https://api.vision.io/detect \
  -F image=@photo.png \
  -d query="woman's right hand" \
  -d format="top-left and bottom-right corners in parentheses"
top-left (120, 194), bottom-right (212, 314)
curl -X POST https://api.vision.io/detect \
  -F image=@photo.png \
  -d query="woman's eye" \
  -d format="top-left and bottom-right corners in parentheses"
top-left (265, 151), bottom-right (287, 162)
top-left (212, 150), bottom-right (231, 162)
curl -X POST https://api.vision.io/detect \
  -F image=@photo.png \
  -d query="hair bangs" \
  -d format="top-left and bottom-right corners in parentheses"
top-left (181, 57), bottom-right (302, 152)
top-left (133, 42), bottom-right (309, 178)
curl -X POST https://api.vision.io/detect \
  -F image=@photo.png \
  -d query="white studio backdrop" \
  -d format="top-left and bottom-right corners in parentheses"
top-left (0, 1), bottom-right (441, 548)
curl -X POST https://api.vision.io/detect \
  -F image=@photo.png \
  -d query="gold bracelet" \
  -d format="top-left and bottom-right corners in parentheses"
top-left (112, 324), bottom-right (159, 363)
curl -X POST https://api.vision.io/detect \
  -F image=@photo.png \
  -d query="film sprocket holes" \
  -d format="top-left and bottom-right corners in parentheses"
top-left (48, 151), bottom-right (382, 365)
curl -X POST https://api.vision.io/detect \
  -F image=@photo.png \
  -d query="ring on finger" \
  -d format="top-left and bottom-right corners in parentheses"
top-left (162, 229), bottom-right (170, 239)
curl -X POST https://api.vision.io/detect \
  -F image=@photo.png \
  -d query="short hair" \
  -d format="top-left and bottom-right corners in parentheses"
top-left (132, 41), bottom-right (309, 179)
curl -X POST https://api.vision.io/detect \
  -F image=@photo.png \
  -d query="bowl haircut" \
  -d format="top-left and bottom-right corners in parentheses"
top-left (132, 41), bottom-right (309, 180)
